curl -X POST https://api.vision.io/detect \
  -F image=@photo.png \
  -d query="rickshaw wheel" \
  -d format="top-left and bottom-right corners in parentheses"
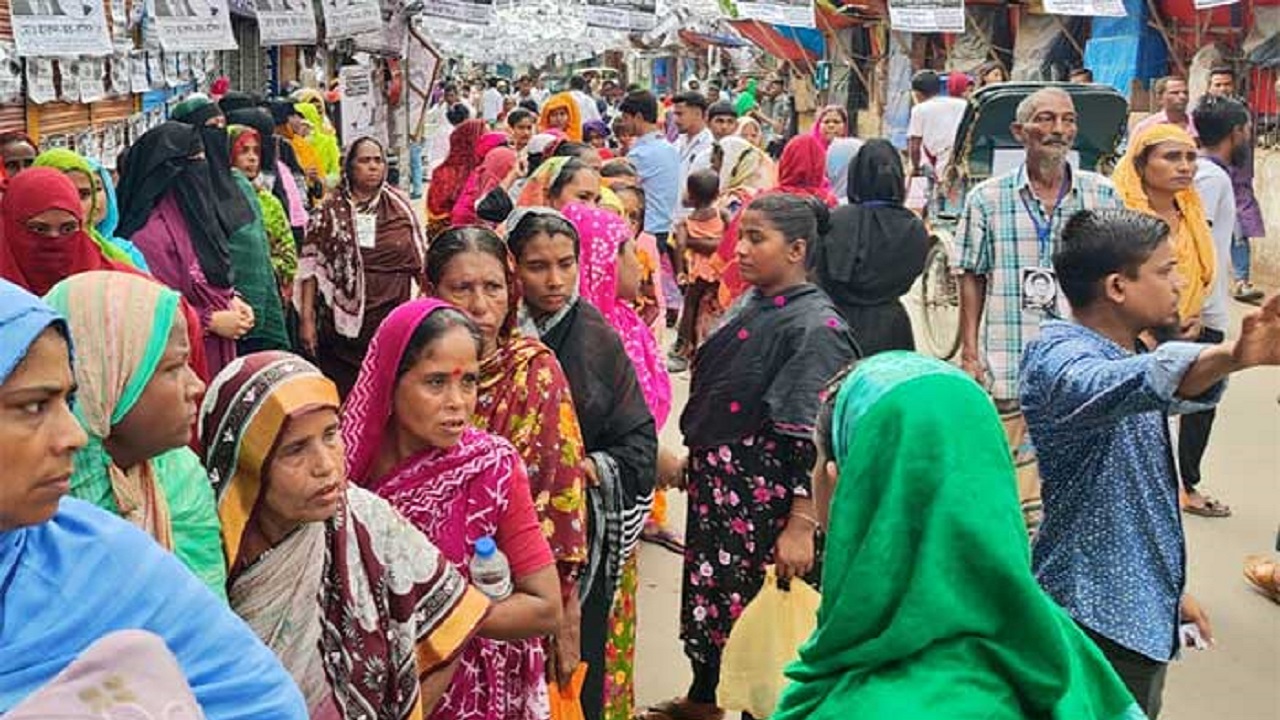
top-left (920, 239), bottom-right (961, 360)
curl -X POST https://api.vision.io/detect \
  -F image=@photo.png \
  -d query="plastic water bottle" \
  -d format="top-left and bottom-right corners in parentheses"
top-left (469, 536), bottom-right (513, 601)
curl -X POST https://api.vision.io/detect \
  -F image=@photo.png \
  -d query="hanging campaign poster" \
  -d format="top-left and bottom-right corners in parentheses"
top-left (887, 0), bottom-right (964, 33)
top-left (1041, 0), bottom-right (1124, 15)
top-left (340, 64), bottom-right (385, 148)
top-left (406, 24), bottom-right (441, 140)
top-left (416, 0), bottom-right (493, 25)
top-left (11, 0), bottom-right (113, 57)
top-left (0, 45), bottom-right (22, 102)
top-left (585, 0), bottom-right (657, 32)
top-left (25, 57), bottom-right (57, 103)
top-left (733, 0), bottom-right (814, 30)
top-left (321, 0), bottom-right (382, 40)
top-left (1193, 0), bottom-right (1238, 7)
top-left (255, 0), bottom-right (317, 45)
top-left (149, 0), bottom-right (237, 51)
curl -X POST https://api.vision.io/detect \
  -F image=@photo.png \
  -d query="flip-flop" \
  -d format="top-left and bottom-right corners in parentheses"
top-left (1184, 496), bottom-right (1232, 518)
top-left (1244, 555), bottom-right (1280, 604)
top-left (641, 526), bottom-right (686, 554)
top-left (634, 698), bottom-right (724, 720)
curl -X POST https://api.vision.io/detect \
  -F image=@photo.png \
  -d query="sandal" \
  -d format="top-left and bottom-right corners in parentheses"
top-left (634, 698), bottom-right (724, 720)
top-left (640, 525), bottom-right (686, 555)
top-left (1244, 555), bottom-right (1280, 603)
top-left (1183, 494), bottom-right (1232, 518)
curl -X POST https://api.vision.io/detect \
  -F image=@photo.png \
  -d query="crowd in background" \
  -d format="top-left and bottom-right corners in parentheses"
top-left (0, 61), bottom-right (1279, 720)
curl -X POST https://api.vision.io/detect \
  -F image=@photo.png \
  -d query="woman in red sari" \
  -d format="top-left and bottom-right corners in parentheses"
top-left (426, 119), bottom-right (487, 238)
top-left (717, 134), bottom-right (835, 307)
top-left (343, 297), bottom-right (562, 720)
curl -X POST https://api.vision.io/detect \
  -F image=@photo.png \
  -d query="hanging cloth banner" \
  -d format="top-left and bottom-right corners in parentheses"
top-left (11, 0), bottom-right (113, 57)
top-left (1193, 0), bottom-right (1238, 7)
top-left (416, 0), bottom-right (495, 25)
top-left (148, 0), bottom-right (238, 51)
top-left (734, 0), bottom-right (815, 29)
top-left (1041, 0), bottom-right (1125, 15)
top-left (255, 0), bottom-right (317, 45)
top-left (887, 0), bottom-right (964, 33)
top-left (585, 0), bottom-right (657, 32)
top-left (321, 0), bottom-right (382, 39)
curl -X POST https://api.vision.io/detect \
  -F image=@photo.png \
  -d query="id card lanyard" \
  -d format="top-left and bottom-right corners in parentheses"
top-left (1019, 168), bottom-right (1070, 266)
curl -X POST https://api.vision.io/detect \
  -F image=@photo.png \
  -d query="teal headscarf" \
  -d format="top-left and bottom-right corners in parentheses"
top-left (773, 352), bottom-right (1145, 720)
top-left (32, 149), bottom-right (149, 271)
top-left (44, 271), bottom-right (227, 598)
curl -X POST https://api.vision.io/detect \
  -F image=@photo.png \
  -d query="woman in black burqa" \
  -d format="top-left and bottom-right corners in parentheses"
top-left (809, 138), bottom-right (929, 355)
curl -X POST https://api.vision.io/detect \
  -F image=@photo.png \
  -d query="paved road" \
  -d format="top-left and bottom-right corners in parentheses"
top-left (633, 299), bottom-right (1280, 719)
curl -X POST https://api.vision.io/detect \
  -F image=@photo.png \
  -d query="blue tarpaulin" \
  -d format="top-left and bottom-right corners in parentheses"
top-left (1083, 0), bottom-right (1167, 94)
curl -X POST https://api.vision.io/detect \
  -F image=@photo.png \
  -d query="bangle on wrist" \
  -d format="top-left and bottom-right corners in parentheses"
top-left (789, 511), bottom-right (821, 531)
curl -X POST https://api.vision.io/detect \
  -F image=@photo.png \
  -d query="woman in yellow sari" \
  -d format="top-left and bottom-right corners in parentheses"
top-left (1111, 124), bottom-right (1215, 326)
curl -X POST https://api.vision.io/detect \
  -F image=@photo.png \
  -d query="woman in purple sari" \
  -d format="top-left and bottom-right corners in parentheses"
top-left (116, 121), bottom-right (254, 377)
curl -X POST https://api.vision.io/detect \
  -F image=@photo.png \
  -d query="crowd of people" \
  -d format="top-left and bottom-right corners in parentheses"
top-left (0, 63), bottom-right (1278, 720)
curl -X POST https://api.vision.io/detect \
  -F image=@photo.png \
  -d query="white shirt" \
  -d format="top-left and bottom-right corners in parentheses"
top-left (907, 95), bottom-right (967, 180)
top-left (571, 90), bottom-right (602, 124)
top-left (482, 87), bottom-right (503, 124)
top-left (1195, 156), bottom-right (1236, 332)
top-left (675, 128), bottom-right (714, 218)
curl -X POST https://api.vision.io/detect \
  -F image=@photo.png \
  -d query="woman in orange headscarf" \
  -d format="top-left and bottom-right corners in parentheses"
top-left (1111, 123), bottom-right (1215, 324)
top-left (539, 93), bottom-right (583, 143)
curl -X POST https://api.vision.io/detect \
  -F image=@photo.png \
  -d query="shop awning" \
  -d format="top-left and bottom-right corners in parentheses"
top-left (728, 19), bottom-right (825, 63)
top-left (678, 29), bottom-right (750, 48)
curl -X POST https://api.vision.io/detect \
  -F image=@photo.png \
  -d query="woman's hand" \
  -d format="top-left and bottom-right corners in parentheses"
top-left (657, 447), bottom-right (687, 491)
top-left (230, 296), bottom-right (256, 329)
top-left (773, 520), bottom-right (815, 582)
top-left (1180, 593), bottom-right (1214, 646)
top-left (209, 309), bottom-right (252, 340)
top-left (550, 589), bottom-right (582, 683)
top-left (298, 314), bottom-right (318, 355)
top-left (582, 457), bottom-right (599, 486)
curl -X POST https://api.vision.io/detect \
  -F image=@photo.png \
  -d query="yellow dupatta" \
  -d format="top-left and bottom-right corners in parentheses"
top-left (1112, 124), bottom-right (1216, 320)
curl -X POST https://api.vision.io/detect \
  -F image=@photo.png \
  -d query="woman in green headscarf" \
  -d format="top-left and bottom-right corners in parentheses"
top-left (34, 148), bottom-right (148, 270)
top-left (295, 102), bottom-right (340, 190)
top-left (775, 352), bottom-right (1146, 720)
top-left (44, 270), bottom-right (227, 598)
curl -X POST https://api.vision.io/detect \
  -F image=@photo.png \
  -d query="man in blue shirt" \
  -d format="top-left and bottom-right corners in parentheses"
top-left (621, 89), bottom-right (679, 242)
top-left (1021, 208), bottom-right (1280, 718)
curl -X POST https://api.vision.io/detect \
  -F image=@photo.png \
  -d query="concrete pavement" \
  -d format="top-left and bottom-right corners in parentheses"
top-left (633, 300), bottom-right (1280, 719)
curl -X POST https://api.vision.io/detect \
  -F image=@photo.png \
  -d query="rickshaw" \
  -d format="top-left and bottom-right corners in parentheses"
top-left (915, 82), bottom-right (1129, 359)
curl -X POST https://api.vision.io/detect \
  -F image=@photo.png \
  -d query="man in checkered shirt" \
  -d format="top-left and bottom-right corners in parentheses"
top-left (956, 87), bottom-right (1122, 537)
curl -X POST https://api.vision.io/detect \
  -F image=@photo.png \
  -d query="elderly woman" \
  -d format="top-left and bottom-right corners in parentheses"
top-left (199, 351), bottom-right (490, 718)
top-left (44, 271), bottom-right (226, 595)
top-left (772, 353), bottom-right (1143, 720)
top-left (298, 136), bottom-right (427, 396)
top-left (0, 278), bottom-right (307, 719)
top-left (343, 298), bottom-right (563, 719)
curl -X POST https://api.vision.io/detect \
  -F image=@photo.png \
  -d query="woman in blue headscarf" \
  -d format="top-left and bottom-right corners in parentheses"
top-left (0, 277), bottom-right (308, 719)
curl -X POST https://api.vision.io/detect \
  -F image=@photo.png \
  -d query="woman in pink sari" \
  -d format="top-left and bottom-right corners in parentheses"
top-left (562, 203), bottom-right (671, 428)
top-left (342, 297), bottom-right (562, 720)
top-left (451, 133), bottom-right (517, 227)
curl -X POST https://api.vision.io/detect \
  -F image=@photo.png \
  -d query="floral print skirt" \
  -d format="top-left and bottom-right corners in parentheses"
top-left (679, 431), bottom-right (820, 665)
top-left (602, 553), bottom-right (639, 720)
